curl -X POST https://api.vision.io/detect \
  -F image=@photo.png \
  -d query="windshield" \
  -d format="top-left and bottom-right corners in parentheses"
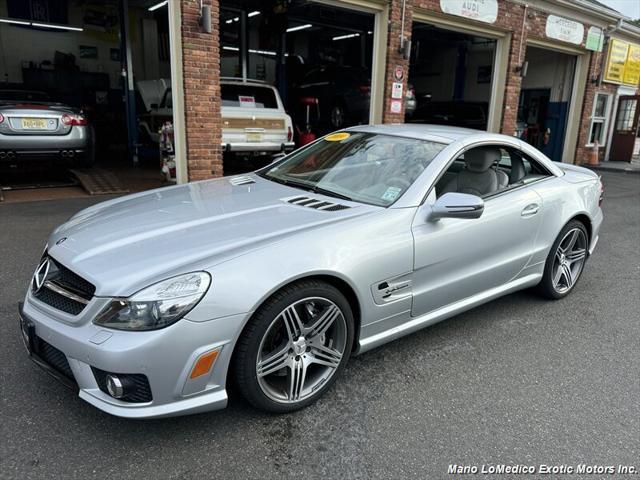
top-left (259, 132), bottom-right (445, 207)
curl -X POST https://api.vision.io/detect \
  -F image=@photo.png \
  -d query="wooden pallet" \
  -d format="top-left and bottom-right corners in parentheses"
top-left (69, 168), bottom-right (129, 195)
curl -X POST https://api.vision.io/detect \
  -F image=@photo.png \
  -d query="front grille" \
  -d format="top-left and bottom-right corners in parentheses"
top-left (92, 368), bottom-right (153, 403)
top-left (34, 287), bottom-right (85, 315)
top-left (34, 336), bottom-right (75, 380)
top-left (32, 255), bottom-right (95, 315)
top-left (51, 258), bottom-right (95, 298)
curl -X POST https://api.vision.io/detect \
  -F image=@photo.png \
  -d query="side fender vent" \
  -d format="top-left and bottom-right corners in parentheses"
top-left (229, 176), bottom-right (256, 186)
top-left (286, 196), bottom-right (351, 211)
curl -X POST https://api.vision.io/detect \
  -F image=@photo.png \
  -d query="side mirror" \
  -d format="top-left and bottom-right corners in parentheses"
top-left (429, 192), bottom-right (484, 221)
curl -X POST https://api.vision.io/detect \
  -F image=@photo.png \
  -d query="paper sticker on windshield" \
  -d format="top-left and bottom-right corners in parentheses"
top-left (325, 132), bottom-right (350, 142)
top-left (382, 186), bottom-right (402, 202)
top-left (238, 95), bottom-right (256, 108)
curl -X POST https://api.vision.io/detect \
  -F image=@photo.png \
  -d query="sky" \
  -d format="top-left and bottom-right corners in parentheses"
top-left (598, 0), bottom-right (640, 19)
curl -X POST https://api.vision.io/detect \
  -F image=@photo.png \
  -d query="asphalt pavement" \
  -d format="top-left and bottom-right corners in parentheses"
top-left (1, 171), bottom-right (638, 479)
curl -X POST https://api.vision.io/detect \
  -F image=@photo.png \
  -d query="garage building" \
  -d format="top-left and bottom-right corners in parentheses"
top-left (1, 0), bottom-right (639, 190)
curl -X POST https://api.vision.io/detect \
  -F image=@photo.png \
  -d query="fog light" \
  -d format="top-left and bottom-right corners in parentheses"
top-left (105, 374), bottom-right (124, 398)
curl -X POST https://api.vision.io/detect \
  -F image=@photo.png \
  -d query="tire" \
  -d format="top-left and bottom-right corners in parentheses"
top-left (234, 280), bottom-right (354, 413)
top-left (329, 102), bottom-right (348, 129)
top-left (537, 220), bottom-right (589, 299)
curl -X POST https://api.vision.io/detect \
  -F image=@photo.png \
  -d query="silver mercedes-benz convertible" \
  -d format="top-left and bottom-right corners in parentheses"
top-left (19, 125), bottom-right (603, 418)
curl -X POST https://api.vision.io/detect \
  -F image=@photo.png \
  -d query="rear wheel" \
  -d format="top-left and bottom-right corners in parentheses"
top-left (329, 102), bottom-right (348, 129)
top-left (234, 280), bottom-right (354, 413)
top-left (537, 220), bottom-right (589, 299)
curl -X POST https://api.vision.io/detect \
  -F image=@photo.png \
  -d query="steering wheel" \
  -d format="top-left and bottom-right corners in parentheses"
top-left (387, 177), bottom-right (411, 190)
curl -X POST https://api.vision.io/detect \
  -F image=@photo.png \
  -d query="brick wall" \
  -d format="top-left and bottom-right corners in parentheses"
top-left (382, 0), bottom-right (414, 123)
top-left (574, 50), bottom-right (618, 165)
top-left (180, 0), bottom-right (223, 180)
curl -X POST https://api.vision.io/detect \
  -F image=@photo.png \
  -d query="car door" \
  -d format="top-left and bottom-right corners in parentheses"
top-left (410, 143), bottom-right (545, 317)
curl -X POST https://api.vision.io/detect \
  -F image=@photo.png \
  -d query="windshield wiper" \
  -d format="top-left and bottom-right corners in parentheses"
top-left (262, 174), bottom-right (314, 192)
top-left (312, 186), bottom-right (353, 201)
top-left (261, 174), bottom-right (353, 201)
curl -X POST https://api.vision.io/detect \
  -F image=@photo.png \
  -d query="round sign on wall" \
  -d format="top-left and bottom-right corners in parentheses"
top-left (394, 65), bottom-right (404, 82)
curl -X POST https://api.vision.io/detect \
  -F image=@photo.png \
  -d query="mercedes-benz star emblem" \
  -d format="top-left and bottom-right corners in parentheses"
top-left (33, 259), bottom-right (50, 293)
top-left (56, 237), bottom-right (67, 245)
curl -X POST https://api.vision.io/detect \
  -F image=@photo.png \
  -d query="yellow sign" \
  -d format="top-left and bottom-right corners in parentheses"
top-left (604, 39), bottom-right (640, 86)
top-left (324, 132), bottom-right (351, 142)
top-left (624, 44), bottom-right (640, 86)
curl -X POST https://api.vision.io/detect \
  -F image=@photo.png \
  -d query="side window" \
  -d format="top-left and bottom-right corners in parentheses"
top-left (435, 145), bottom-right (509, 198)
top-left (436, 145), bottom-right (552, 199)
top-left (500, 148), bottom-right (552, 187)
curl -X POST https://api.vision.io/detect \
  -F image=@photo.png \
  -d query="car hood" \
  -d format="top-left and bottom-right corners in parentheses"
top-left (47, 174), bottom-right (373, 296)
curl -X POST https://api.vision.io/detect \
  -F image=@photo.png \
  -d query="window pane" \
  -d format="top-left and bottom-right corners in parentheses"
top-left (590, 121), bottom-right (603, 144)
top-left (616, 99), bottom-right (637, 131)
top-left (221, 9), bottom-right (241, 77)
top-left (594, 94), bottom-right (607, 118)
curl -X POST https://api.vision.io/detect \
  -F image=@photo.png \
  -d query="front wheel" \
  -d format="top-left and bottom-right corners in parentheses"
top-left (234, 280), bottom-right (354, 413)
top-left (537, 220), bottom-right (589, 299)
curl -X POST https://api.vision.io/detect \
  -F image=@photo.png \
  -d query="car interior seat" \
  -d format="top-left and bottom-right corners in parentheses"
top-left (508, 153), bottom-right (526, 184)
top-left (441, 147), bottom-right (508, 197)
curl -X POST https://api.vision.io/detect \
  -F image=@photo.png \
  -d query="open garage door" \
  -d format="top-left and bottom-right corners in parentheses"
top-left (0, 0), bottom-right (178, 202)
top-left (408, 22), bottom-right (497, 131)
top-left (516, 46), bottom-right (576, 162)
top-left (219, 0), bottom-right (379, 174)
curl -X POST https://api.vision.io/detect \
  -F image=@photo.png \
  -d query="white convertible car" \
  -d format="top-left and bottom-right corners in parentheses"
top-left (19, 125), bottom-right (603, 417)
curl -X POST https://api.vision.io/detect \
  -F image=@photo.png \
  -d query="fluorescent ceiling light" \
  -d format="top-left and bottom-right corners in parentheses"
top-left (225, 19), bottom-right (233, 24)
top-left (286, 23), bottom-right (312, 33)
top-left (148, 0), bottom-right (168, 11)
top-left (1, 18), bottom-right (83, 30)
top-left (0, 18), bottom-right (31, 26)
top-left (249, 49), bottom-right (276, 56)
top-left (332, 33), bottom-right (360, 41)
top-left (223, 46), bottom-right (240, 51)
top-left (31, 22), bottom-right (83, 31)
top-left (248, 11), bottom-right (261, 17)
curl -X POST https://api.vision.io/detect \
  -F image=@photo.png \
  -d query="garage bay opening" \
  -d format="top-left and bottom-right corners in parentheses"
top-left (516, 46), bottom-right (577, 162)
top-left (0, 0), bottom-right (178, 202)
top-left (408, 22), bottom-right (497, 131)
top-left (220, 0), bottom-right (376, 174)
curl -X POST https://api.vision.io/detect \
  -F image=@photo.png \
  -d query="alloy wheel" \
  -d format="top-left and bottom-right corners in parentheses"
top-left (330, 106), bottom-right (345, 128)
top-left (552, 228), bottom-right (587, 293)
top-left (256, 297), bottom-right (347, 404)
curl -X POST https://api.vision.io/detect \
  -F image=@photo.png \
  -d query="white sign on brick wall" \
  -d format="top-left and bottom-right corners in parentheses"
top-left (545, 15), bottom-right (584, 45)
top-left (439, 0), bottom-right (498, 24)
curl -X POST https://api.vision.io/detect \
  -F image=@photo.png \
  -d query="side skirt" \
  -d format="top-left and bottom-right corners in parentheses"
top-left (357, 273), bottom-right (542, 354)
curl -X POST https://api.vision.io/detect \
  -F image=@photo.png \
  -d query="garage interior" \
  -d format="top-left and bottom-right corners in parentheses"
top-left (0, 0), bottom-right (174, 202)
top-left (517, 46), bottom-right (576, 162)
top-left (220, 0), bottom-right (375, 174)
top-left (408, 22), bottom-right (496, 131)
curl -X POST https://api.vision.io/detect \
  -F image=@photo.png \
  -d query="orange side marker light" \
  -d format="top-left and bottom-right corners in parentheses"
top-left (190, 348), bottom-right (220, 379)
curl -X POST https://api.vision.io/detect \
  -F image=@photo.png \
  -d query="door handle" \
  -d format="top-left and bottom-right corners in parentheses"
top-left (521, 203), bottom-right (540, 217)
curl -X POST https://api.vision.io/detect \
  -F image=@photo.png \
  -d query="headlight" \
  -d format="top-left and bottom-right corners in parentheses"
top-left (94, 272), bottom-right (211, 331)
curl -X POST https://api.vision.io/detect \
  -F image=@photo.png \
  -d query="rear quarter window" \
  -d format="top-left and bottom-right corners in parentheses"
top-left (221, 85), bottom-right (278, 109)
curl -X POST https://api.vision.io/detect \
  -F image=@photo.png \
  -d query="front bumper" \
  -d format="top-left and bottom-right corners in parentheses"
top-left (19, 296), bottom-right (249, 418)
